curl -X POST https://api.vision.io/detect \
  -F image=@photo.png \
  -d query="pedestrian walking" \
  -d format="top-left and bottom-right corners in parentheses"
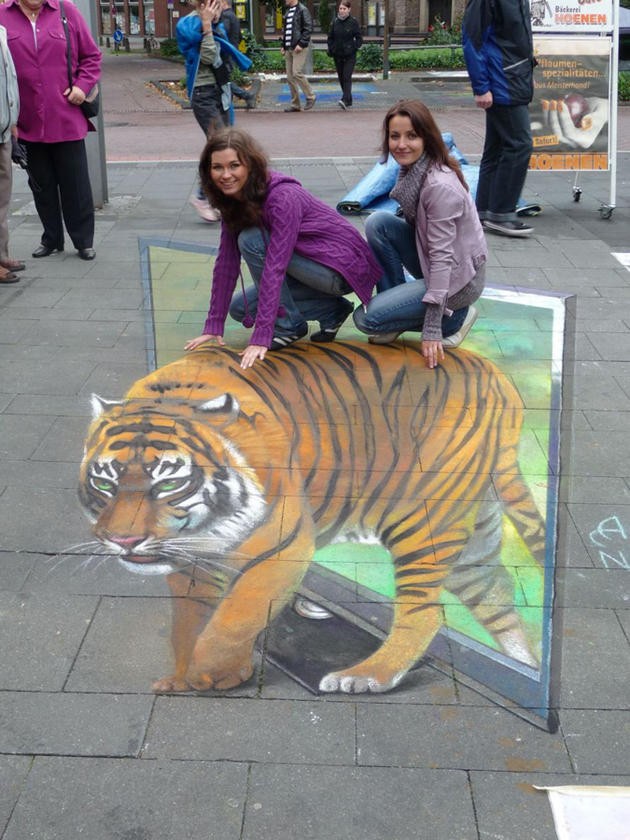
top-left (462, 0), bottom-right (536, 237)
top-left (184, 128), bottom-right (381, 368)
top-left (0, 0), bottom-right (101, 261)
top-left (353, 101), bottom-right (487, 369)
top-left (0, 22), bottom-right (23, 284)
top-left (219, 0), bottom-right (259, 109)
top-left (281, 0), bottom-right (316, 112)
top-left (327, 0), bottom-right (362, 110)
top-left (177, 0), bottom-right (231, 222)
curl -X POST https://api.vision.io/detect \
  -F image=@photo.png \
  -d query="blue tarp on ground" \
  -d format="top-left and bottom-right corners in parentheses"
top-left (337, 133), bottom-right (540, 217)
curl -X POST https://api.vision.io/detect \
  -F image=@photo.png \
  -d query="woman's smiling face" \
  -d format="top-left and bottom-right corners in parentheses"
top-left (387, 114), bottom-right (425, 167)
top-left (210, 148), bottom-right (250, 199)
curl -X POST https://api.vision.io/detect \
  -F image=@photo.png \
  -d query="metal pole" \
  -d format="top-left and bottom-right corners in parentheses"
top-left (74, 0), bottom-right (108, 207)
top-left (382, 0), bottom-right (389, 79)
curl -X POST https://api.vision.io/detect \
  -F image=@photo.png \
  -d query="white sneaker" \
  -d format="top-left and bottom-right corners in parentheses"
top-left (368, 331), bottom-right (403, 345)
top-left (189, 196), bottom-right (221, 223)
top-left (441, 306), bottom-right (478, 348)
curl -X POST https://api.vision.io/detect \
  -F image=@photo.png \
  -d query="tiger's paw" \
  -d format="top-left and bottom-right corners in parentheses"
top-left (152, 675), bottom-right (191, 693)
top-left (187, 663), bottom-right (254, 692)
top-left (319, 668), bottom-right (407, 694)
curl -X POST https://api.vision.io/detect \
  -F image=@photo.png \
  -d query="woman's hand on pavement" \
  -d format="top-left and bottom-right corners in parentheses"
top-left (422, 339), bottom-right (444, 369)
top-left (239, 344), bottom-right (268, 369)
top-left (184, 334), bottom-right (225, 351)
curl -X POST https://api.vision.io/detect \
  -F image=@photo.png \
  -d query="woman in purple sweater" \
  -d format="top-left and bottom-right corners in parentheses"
top-left (185, 128), bottom-right (381, 368)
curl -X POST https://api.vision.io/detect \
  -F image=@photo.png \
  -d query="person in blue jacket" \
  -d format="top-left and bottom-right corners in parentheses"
top-left (462, 0), bottom-right (535, 238)
top-left (177, 0), bottom-right (251, 222)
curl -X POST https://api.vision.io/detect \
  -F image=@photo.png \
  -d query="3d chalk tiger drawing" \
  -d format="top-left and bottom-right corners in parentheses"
top-left (78, 341), bottom-right (545, 694)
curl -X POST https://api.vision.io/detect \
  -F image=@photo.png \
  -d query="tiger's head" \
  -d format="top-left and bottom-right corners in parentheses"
top-left (78, 392), bottom-right (268, 576)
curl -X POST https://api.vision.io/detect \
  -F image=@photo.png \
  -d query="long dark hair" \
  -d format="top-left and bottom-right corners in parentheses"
top-left (381, 100), bottom-right (468, 191)
top-left (199, 128), bottom-right (270, 232)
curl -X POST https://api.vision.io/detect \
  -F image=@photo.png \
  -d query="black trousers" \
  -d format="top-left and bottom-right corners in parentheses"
top-left (334, 55), bottom-right (356, 106)
top-left (23, 139), bottom-right (94, 250)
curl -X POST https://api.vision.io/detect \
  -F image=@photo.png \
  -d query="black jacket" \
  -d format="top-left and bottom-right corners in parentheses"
top-left (220, 7), bottom-right (241, 49)
top-left (327, 15), bottom-right (362, 59)
top-left (281, 2), bottom-right (313, 51)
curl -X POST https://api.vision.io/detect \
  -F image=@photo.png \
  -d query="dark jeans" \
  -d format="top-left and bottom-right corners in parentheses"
top-left (334, 55), bottom-right (356, 106)
top-left (476, 103), bottom-right (532, 221)
top-left (22, 139), bottom-right (94, 250)
top-left (191, 83), bottom-right (229, 198)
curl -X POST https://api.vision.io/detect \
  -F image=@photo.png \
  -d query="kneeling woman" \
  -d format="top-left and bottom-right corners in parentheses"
top-left (185, 128), bottom-right (382, 368)
top-left (354, 100), bottom-right (488, 369)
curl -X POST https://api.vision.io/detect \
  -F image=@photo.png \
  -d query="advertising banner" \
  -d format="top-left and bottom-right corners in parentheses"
top-left (529, 35), bottom-right (611, 171)
top-left (529, 0), bottom-right (613, 33)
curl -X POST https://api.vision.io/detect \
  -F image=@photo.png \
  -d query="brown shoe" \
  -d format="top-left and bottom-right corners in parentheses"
top-left (284, 105), bottom-right (301, 112)
top-left (0, 267), bottom-right (19, 284)
top-left (0, 258), bottom-right (25, 272)
top-left (304, 96), bottom-right (317, 111)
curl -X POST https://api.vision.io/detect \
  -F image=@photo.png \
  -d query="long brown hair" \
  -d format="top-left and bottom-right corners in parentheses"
top-left (381, 100), bottom-right (468, 190)
top-left (199, 128), bottom-right (270, 232)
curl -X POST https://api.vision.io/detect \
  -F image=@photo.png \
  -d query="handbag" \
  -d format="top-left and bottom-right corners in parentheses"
top-left (59, 0), bottom-right (100, 120)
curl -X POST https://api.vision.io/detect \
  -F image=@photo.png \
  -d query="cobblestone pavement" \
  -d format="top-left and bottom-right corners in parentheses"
top-left (0, 49), bottom-right (629, 840)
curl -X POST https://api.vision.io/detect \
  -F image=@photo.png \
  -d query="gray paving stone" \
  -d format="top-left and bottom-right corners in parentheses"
top-left (2, 757), bottom-right (247, 840)
top-left (558, 607), bottom-right (630, 709)
top-left (24, 551), bottom-right (168, 597)
top-left (356, 704), bottom-right (571, 771)
top-left (145, 696), bottom-right (356, 763)
top-left (65, 596), bottom-right (174, 693)
top-left (30, 416), bottom-right (91, 463)
top-left (0, 414), bottom-right (56, 460)
top-left (0, 359), bottom-right (96, 396)
top-left (567, 431), bottom-right (630, 477)
top-left (0, 392), bottom-right (13, 411)
top-left (558, 568), bottom-right (630, 609)
top-left (0, 691), bottom-right (152, 756)
top-left (76, 361), bottom-right (151, 398)
top-left (4, 393), bottom-right (92, 416)
top-left (0, 591), bottom-right (98, 690)
top-left (0, 486), bottom-right (92, 553)
top-left (566, 502), bottom-right (630, 566)
top-left (559, 476), bottom-right (630, 504)
top-left (18, 320), bottom-right (126, 348)
top-left (583, 409), bottom-right (630, 430)
top-left (243, 764), bottom-right (476, 840)
top-left (587, 332), bottom-right (630, 361)
top-left (0, 756), bottom-right (32, 835)
top-left (0, 550), bottom-right (36, 590)
top-left (0, 319), bottom-right (38, 343)
top-left (470, 771), bottom-right (630, 840)
top-left (0, 458), bottom-right (79, 488)
top-left (0, 305), bottom-right (95, 321)
top-left (561, 709), bottom-right (630, 774)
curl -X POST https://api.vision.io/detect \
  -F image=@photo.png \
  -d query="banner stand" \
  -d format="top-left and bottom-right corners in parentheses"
top-left (529, 0), bottom-right (619, 219)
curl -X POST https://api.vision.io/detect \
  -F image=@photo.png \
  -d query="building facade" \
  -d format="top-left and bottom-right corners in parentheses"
top-left (96, 1), bottom-right (465, 40)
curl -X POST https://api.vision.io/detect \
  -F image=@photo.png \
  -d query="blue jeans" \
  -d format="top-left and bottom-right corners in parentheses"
top-left (477, 104), bottom-right (532, 221)
top-left (229, 228), bottom-right (352, 337)
top-left (357, 211), bottom-right (467, 337)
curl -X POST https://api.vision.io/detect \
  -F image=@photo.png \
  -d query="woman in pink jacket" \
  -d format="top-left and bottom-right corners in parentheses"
top-left (354, 100), bottom-right (488, 369)
top-left (0, 0), bottom-right (101, 260)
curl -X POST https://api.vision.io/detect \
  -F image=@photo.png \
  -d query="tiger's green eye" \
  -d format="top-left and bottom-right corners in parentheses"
top-left (92, 478), bottom-right (116, 494)
top-left (153, 478), bottom-right (190, 497)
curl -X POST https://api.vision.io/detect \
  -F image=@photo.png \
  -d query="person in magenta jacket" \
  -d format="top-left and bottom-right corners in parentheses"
top-left (0, 0), bottom-right (101, 260)
top-left (353, 100), bottom-right (488, 369)
top-left (185, 128), bottom-right (382, 369)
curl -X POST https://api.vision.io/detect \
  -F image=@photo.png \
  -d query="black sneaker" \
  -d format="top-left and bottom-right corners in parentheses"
top-left (483, 219), bottom-right (533, 237)
top-left (310, 300), bottom-right (354, 343)
top-left (269, 323), bottom-right (308, 351)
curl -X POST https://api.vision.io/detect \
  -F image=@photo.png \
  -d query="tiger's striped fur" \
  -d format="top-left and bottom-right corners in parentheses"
top-left (79, 341), bottom-right (546, 693)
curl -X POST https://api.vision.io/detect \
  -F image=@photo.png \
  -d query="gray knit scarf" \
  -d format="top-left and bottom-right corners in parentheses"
top-left (389, 153), bottom-right (430, 225)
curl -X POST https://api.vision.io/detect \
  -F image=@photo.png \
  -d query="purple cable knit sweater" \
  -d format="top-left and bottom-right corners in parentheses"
top-left (203, 171), bottom-right (382, 347)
